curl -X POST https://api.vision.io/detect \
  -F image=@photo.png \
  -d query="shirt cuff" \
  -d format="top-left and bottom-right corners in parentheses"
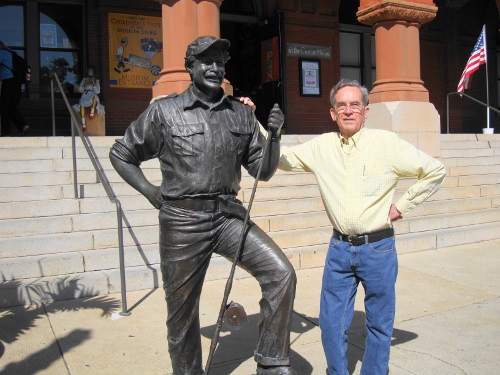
top-left (395, 199), bottom-right (414, 216)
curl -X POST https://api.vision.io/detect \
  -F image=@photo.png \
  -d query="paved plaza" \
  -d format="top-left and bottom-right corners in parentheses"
top-left (1, 239), bottom-right (500, 374)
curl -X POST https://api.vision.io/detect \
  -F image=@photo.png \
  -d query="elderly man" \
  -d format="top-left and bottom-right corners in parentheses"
top-left (278, 78), bottom-right (446, 374)
top-left (109, 36), bottom-right (297, 375)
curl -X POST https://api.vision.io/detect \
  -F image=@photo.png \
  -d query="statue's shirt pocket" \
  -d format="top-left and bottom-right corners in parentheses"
top-left (227, 124), bottom-right (252, 155)
top-left (170, 123), bottom-right (205, 156)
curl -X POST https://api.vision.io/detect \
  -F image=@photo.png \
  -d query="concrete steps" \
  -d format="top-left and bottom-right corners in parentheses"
top-left (1, 133), bottom-right (499, 307)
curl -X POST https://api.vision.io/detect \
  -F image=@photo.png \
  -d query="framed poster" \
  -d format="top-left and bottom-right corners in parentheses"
top-left (299, 59), bottom-right (321, 97)
top-left (108, 13), bottom-right (163, 89)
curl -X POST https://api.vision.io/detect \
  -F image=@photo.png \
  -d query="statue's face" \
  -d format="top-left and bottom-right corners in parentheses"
top-left (190, 49), bottom-right (225, 95)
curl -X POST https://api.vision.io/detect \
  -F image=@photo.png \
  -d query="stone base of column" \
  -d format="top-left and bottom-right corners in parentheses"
top-left (366, 101), bottom-right (441, 157)
top-left (370, 81), bottom-right (429, 103)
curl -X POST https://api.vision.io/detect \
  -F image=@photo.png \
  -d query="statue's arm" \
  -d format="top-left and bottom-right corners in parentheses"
top-left (110, 153), bottom-right (163, 209)
top-left (256, 104), bottom-right (284, 181)
top-left (109, 105), bottom-right (165, 209)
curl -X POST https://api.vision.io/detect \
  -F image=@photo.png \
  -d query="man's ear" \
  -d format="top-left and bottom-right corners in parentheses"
top-left (364, 106), bottom-right (370, 120)
top-left (330, 108), bottom-right (337, 122)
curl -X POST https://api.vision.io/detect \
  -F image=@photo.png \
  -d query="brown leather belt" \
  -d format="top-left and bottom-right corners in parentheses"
top-left (333, 227), bottom-right (394, 246)
top-left (165, 196), bottom-right (247, 220)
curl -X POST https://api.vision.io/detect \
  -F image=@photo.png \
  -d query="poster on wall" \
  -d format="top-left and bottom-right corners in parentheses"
top-left (261, 37), bottom-right (279, 83)
top-left (108, 13), bottom-right (163, 89)
top-left (299, 59), bottom-right (321, 97)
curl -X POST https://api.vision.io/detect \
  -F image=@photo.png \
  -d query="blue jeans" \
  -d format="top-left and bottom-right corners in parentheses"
top-left (320, 235), bottom-right (398, 375)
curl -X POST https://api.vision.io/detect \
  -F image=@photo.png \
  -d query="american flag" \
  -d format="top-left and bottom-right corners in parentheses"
top-left (457, 28), bottom-right (487, 93)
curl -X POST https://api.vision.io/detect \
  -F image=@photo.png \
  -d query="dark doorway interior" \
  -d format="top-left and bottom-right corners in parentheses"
top-left (221, 16), bottom-right (284, 127)
top-left (221, 21), bottom-right (261, 100)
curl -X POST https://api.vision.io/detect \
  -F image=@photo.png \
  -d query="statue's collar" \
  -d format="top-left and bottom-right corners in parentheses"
top-left (184, 84), bottom-right (227, 110)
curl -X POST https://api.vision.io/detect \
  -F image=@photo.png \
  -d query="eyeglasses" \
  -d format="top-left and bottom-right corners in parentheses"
top-left (334, 102), bottom-right (364, 113)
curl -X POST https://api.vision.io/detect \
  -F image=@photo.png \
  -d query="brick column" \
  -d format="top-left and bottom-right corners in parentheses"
top-left (152, 0), bottom-right (232, 98)
top-left (357, 0), bottom-right (442, 157)
top-left (357, 0), bottom-right (437, 103)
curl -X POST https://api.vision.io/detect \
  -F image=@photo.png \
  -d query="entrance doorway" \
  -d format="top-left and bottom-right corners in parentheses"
top-left (220, 3), bottom-right (284, 126)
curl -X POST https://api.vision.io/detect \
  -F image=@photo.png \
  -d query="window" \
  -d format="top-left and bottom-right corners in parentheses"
top-left (0, 5), bottom-right (25, 50)
top-left (339, 32), bottom-right (361, 82)
top-left (0, 4), bottom-right (27, 93)
top-left (339, 30), bottom-right (376, 90)
top-left (39, 3), bottom-right (83, 97)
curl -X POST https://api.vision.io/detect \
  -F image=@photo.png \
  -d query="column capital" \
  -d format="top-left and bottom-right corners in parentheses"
top-left (357, 1), bottom-right (437, 26)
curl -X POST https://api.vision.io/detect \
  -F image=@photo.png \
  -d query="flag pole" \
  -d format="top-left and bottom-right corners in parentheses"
top-left (483, 24), bottom-right (490, 129)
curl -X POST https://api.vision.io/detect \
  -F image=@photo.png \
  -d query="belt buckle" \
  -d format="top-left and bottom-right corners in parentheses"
top-left (347, 234), bottom-right (355, 246)
top-left (348, 234), bottom-right (362, 246)
top-left (205, 199), bottom-right (218, 213)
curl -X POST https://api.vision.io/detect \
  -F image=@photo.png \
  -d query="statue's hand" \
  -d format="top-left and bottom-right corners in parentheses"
top-left (144, 185), bottom-right (164, 209)
top-left (267, 104), bottom-right (284, 139)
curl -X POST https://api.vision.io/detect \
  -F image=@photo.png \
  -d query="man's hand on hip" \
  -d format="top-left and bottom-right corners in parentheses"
top-left (388, 204), bottom-right (403, 222)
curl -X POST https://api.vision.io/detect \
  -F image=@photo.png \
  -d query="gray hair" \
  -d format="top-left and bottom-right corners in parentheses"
top-left (329, 78), bottom-right (369, 108)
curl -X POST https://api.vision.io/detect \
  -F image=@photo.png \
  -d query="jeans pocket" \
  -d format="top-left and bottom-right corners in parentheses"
top-left (328, 236), bottom-right (341, 248)
top-left (368, 236), bottom-right (396, 253)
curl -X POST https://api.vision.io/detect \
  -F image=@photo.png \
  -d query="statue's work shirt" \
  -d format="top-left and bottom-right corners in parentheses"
top-left (110, 84), bottom-right (266, 199)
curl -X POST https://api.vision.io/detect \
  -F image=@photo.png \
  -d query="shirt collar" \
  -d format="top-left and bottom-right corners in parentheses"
top-left (338, 127), bottom-right (366, 148)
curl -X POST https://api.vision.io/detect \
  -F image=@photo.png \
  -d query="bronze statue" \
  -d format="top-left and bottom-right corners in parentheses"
top-left (109, 36), bottom-right (297, 375)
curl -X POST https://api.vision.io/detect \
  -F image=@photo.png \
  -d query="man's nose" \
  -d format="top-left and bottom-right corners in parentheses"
top-left (209, 62), bottom-right (220, 70)
top-left (343, 105), bottom-right (354, 114)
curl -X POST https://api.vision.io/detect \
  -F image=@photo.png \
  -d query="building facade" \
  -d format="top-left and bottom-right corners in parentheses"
top-left (1, 0), bottom-right (499, 137)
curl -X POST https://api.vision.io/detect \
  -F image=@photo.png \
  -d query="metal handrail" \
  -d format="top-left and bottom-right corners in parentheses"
top-left (446, 91), bottom-right (500, 133)
top-left (50, 73), bottom-right (130, 316)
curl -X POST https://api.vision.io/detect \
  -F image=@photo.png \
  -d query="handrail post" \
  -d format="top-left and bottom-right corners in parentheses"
top-left (71, 118), bottom-right (78, 199)
top-left (116, 200), bottom-right (131, 316)
top-left (447, 93), bottom-right (450, 134)
top-left (51, 79), bottom-right (56, 136)
top-left (50, 73), bottom-right (131, 316)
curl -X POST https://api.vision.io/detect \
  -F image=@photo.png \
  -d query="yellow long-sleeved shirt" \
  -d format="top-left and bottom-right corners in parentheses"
top-left (279, 127), bottom-right (446, 234)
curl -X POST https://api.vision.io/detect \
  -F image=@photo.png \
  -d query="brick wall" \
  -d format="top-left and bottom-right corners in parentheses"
top-left (282, 10), bottom-right (339, 134)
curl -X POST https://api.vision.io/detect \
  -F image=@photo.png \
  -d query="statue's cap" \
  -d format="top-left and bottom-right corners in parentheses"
top-left (185, 36), bottom-right (230, 58)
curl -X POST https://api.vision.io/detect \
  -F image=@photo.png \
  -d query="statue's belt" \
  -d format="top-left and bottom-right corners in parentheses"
top-left (164, 196), bottom-right (247, 220)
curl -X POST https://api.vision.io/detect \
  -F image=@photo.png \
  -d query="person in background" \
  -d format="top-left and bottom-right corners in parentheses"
top-left (0, 40), bottom-right (29, 137)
